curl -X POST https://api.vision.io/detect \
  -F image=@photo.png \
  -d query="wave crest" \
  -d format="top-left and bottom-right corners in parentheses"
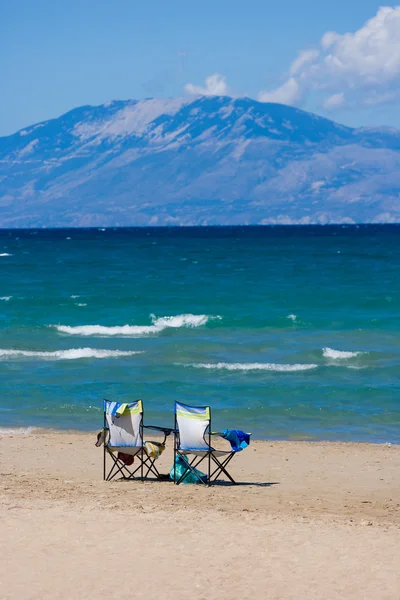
top-left (179, 362), bottom-right (318, 372)
top-left (0, 348), bottom-right (143, 360)
top-left (323, 347), bottom-right (363, 359)
top-left (53, 313), bottom-right (220, 336)
top-left (151, 313), bottom-right (216, 328)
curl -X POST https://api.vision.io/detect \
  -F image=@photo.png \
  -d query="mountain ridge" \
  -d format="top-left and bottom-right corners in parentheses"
top-left (1, 96), bottom-right (399, 227)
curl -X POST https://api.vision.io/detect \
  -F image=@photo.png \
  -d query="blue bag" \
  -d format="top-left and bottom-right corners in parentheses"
top-left (169, 455), bottom-right (207, 484)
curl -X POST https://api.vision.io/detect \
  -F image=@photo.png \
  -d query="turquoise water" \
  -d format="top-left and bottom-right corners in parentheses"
top-left (0, 225), bottom-right (399, 443)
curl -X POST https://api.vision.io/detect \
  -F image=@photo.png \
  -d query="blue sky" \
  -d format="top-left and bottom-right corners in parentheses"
top-left (1, 0), bottom-right (399, 135)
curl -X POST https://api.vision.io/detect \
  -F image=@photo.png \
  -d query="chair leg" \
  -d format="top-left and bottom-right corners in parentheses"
top-left (104, 447), bottom-right (165, 482)
top-left (174, 452), bottom-right (209, 485)
top-left (142, 456), bottom-right (161, 479)
top-left (105, 450), bottom-right (134, 481)
top-left (210, 453), bottom-right (237, 484)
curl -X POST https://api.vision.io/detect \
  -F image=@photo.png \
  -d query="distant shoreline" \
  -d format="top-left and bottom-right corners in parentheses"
top-left (1, 223), bottom-right (400, 232)
top-left (1, 427), bottom-right (398, 446)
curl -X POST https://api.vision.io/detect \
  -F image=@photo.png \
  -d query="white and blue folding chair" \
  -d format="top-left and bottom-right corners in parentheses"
top-left (173, 401), bottom-right (250, 486)
top-left (103, 399), bottom-right (170, 481)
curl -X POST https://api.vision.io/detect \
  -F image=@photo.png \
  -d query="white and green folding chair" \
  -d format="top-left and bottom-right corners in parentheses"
top-left (173, 401), bottom-right (251, 486)
top-left (102, 399), bottom-right (171, 481)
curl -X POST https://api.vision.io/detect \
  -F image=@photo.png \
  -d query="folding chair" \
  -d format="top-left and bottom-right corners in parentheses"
top-left (173, 401), bottom-right (249, 486)
top-left (103, 399), bottom-right (170, 481)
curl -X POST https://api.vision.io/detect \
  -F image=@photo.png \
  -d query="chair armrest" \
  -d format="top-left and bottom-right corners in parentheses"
top-left (144, 425), bottom-right (175, 436)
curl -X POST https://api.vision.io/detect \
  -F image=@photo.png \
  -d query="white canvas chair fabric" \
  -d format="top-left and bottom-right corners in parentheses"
top-left (176, 402), bottom-right (211, 452)
top-left (105, 400), bottom-right (143, 454)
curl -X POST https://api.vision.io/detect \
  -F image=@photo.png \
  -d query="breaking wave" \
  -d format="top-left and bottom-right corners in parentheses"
top-left (55, 324), bottom-right (160, 336)
top-left (0, 253), bottom-right (11, 257)
top-left (0, 348), bottom-right (143, 360)
top-left (0, 427), bottom-right (35, 435)
top-left (53, 313), bottom-right (220, 336)
top-left (0, 296), bottom-right (11, 301)
top-left (323, 347), bottom-right (364, 359)
top-left (179, 362), bottom-right (318, 372)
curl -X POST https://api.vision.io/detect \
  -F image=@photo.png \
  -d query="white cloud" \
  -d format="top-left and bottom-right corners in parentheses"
top-left (362, 91), bottom-right (396, 105)
top-left (323, 92), bottom-right (345, 110)
top-left (184, 73), bottom-right (230, 96)
top-left (258, 6), bottom-right (400, 110)
top-left (258, 77), bottom-right (303, 105)
top-left (289, 49), bottom-right (320, 76)
top-left (321, 31), bottom-right (338, 51)
top-left (321, 7), bottom-right (400, 84)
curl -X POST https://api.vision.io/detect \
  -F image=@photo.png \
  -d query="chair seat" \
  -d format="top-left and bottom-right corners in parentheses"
top-left (107, 446), bottom-right (143, 456)
top-left (178, 448), bottom-right (233, 457)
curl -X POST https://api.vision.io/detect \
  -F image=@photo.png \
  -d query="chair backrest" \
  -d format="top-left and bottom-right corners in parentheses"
top-left (104, 399), bottom-right (143, 448)
top-left (175, 401), bottom-right (211, 451)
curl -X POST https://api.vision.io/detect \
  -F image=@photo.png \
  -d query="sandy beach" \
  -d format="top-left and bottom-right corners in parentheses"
top-left (0, 431), bottom-right (399, 600)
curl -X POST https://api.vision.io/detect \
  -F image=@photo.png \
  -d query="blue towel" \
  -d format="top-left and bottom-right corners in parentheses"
top-left (221, 429), bottom-right (251, 452)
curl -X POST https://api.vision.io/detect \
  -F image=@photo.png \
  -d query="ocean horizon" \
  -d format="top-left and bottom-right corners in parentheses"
top-left (0, 224), bottom-right (399, 443)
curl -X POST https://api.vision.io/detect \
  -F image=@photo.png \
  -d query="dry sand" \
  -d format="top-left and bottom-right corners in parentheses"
top-left (0, 431), bottom-right (399, 600)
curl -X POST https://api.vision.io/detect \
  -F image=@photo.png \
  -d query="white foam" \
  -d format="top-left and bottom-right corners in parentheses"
top-left (55, 324), bottom-right (161, 336)
top-left (323, 347), bottom-right (363, 359)
top-left (53, 314), bottom-right (220, 336)
top-left (70, 295), bottom-right (80, 299)
top-left (76, 303), bottom-right (87, 307)
top-left (180, 362), bottom-right (318, 372)
top-left (287, 314), bottom-right (297, 322)
top-left (0, 296), bottom-right (11, 301)
top-left (0, 253), bottom-right (11, 257)
top-left (0, 348), bottom-right (143, 360)
top-left (151, 313), bottom-right (218, 329)
top-left (0, 427), bottom-right (35, 435)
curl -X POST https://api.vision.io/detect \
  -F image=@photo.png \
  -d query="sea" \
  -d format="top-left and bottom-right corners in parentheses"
top-left (0, 225), bottom-right (399, 443)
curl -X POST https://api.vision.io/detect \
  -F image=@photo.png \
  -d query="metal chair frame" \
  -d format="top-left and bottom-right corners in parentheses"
top-left (103, 398), bottom-right (171, 482)
top-left (173, 402), bottom-right (237, 486)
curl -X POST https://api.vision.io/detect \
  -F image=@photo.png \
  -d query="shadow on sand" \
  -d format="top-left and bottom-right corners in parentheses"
top-left (114, 476), bottom-right (280, 487)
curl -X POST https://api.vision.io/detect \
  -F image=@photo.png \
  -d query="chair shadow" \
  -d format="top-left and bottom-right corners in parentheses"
top-left (213, 481), bottom-right (280, 488)
top-left (113, 477), bottom-right (280, 487)
top-left (115, 475), bottom-right (170, 483)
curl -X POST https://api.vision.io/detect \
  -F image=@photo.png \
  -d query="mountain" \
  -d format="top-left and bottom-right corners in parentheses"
top-left (0, 96), bottom-right (400, 227)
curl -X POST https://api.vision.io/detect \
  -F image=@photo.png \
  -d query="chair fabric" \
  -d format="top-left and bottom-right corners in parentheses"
top-left (175, 401), bottom-right (210, 452)
top-left (105, 400), bottom-right (143, 449)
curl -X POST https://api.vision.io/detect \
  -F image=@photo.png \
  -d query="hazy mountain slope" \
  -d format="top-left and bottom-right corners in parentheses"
top-left (0, 96), bottom-right (399, 226)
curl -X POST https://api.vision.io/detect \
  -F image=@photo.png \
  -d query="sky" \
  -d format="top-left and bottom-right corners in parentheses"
top-left (1, 0), bottom-right (400, 136)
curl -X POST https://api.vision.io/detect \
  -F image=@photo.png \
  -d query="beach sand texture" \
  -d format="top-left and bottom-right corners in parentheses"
top-left (0, 432), bottom-right (399, 599)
